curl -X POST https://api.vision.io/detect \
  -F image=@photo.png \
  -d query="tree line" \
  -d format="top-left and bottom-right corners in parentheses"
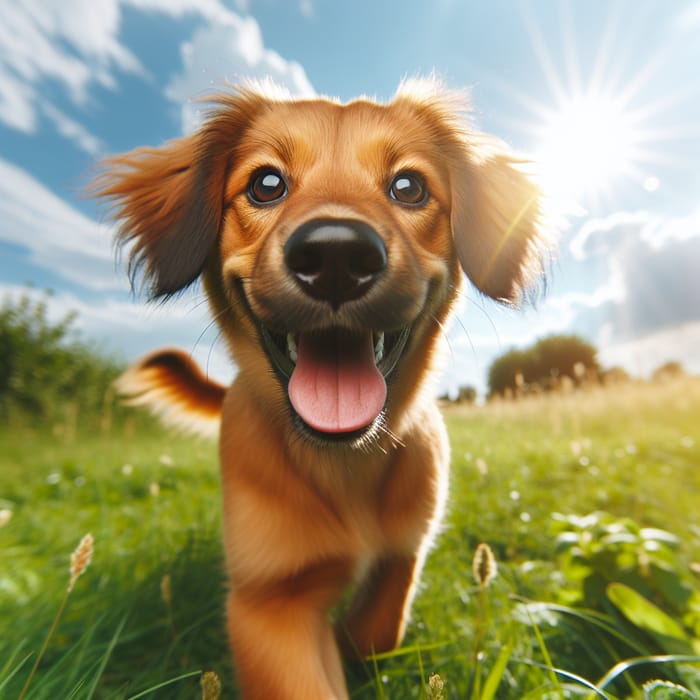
top-left (1, 295), bottom-right (686, 422)
top-left (0, 293), bottom-right (125, 433)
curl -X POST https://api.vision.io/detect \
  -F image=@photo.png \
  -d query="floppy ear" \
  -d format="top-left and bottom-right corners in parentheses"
top-left (450, 142), bottom-right (546, 304)
top-left (91, 92), bottom-right (262, 300)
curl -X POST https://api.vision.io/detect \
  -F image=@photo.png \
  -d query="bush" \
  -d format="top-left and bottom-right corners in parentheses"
top-left (487, 334), bottom-right (599, 397)
top-left (0, 293), bottom-right (125, 431)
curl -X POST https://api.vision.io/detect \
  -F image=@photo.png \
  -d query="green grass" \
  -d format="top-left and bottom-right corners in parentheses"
top-left (1, 378), bottom-right (699, 699)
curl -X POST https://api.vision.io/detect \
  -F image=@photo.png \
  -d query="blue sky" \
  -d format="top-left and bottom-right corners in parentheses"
top-left (1, 0), bottom-right (699, 396)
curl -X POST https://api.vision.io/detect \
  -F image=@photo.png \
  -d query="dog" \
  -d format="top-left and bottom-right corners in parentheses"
top-left (93, 78), bottom-right (546, 700)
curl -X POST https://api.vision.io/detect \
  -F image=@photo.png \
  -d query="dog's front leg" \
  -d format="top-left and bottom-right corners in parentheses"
top-left (226, 561), bottom-right (352, 700)
top-left (337, 553), bottom-right (421, 658)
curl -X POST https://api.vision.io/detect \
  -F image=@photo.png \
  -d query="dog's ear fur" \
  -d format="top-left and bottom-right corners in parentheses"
top-left (91, 92), bottom-right (264, 300)
top-left (396, 79), bottom-right (547, 304)
top-left (449, 144), bottom-right (545, 303)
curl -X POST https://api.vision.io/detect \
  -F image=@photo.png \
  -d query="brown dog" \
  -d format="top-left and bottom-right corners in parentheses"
top-left (93, 79), bottom-right (546, 699)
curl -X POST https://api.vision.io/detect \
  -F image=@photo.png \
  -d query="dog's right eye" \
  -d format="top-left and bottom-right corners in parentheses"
top-left (248, 169), bottom-right (288, 205)
top-left (388, 171), bottom-right (428, 206)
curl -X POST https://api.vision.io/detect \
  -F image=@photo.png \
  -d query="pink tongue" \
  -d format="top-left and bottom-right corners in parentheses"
top-left (288, 331), bottom-right (386, 433)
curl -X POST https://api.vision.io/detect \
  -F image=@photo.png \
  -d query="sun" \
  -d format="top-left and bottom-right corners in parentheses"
top-left (533, 91), bottom-right (640, 215)
top-left (510, 4), bottom-right (676, 218)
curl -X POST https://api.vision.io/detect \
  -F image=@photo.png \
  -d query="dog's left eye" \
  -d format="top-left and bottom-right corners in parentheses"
top-left (248, 169), bottom-right (288, 205)
top-left (389, 171), bottom-right (428, 206)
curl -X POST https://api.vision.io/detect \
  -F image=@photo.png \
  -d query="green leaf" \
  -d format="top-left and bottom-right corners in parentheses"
top-left (607, 583), bottom-right (691, 649)
top-left (643, 679), bottom-right (696, 699)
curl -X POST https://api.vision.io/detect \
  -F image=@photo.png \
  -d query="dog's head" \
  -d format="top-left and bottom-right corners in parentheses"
top-left (94, 79), bottom-right (546, 443)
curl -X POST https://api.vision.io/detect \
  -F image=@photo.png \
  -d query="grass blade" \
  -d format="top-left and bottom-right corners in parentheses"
top-left (125, 670), bottom-right (204, 700)
top-left (597, 654), bottom-right (700, 690)
top-left (85, 613), bottom-right (128, 700)
top-left (0, 651), bottom-right (33, 693)
top-left (480, 639), bottom-right (513, 700)
top-left (517, 659), bottom-right (615, 699)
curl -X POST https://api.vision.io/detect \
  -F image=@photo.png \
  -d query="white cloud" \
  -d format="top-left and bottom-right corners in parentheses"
top-left (0, 157), bottom-right (120, 291)
top-left (567, 206), bottom-right (700, 337)
top-left (166, 13), bottom-right (315, 134)
top-left (0, 64), bottom-right (37, 133)
top-left (569, 210), bottom-right (650, 260)
top-left (41, 102), bottom-right (105, 157)
top-left (0, 0), bottom-right (143, 151)
top-left (124, 0), bottom-right (233, 21)
top-left (599, 321), bottom-right (700, 378)
top-left (0, 0), bottom-right (314, 147)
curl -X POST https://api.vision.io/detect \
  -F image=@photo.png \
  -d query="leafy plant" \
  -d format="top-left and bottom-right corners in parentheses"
top-left (644, 679), bottom-right (696, 699)
top-left (548, 511), bottom-right (700, 693)
top-left (552, 511), bottom-right (700, 649)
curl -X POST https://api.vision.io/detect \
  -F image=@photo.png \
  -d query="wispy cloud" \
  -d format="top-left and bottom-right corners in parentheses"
top-left (0, 0), bottom-right (143, 148)
top-left (0, 1), bottom-right (315, 145)
top-left (166, 12), bottom-right (315, 134)
top-left (41, 102), bottom-right (105, 157)
top-left (0, 157), bottom-right (120, 291)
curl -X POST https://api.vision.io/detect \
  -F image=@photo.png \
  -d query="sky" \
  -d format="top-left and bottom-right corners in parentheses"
top-left (1, 0), bottom-right (699, 397)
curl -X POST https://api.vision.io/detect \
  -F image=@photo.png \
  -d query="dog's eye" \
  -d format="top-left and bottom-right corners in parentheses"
top-left (248, 169), bottom-right (288, 205)
top-left (389, 171), bottom-right (427, 206)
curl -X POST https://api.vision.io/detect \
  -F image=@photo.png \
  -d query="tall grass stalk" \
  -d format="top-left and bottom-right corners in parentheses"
top-left (17, 533), bottom-right (93, 700)
top-left (470, 542), bottom-right (497, 699)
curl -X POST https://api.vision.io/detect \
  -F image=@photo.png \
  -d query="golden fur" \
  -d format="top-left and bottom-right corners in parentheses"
top-left (93, 79), bottom-right (546, 700)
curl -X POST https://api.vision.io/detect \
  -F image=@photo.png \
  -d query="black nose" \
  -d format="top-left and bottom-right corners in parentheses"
top-left (284, 219), bottom-right (387, 309)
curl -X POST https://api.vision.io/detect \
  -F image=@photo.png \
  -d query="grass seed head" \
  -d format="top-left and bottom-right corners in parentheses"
top-left (473, 542), bottom-right (497, 587)
top-left (426, 673), bottom-right (445, 699)
top-left (200, 670), bottom-right (222, 700)
top-left (68, 533), bottom-right (93, 592)
top-left (161, 573), bottom-right (172, 607)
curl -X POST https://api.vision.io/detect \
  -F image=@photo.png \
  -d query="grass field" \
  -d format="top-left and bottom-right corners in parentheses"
top-left (1, 378), bottom-right (699, 699)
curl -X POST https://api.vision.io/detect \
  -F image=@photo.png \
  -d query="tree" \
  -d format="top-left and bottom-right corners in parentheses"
top-left (487, 348), bottom-right (531, 397)
top-left (530, 335), bottom-right (599, 383)
top-left (652, 360), bottom-right (685, 381)
top-left (487, 334), bottom-right (599, 397)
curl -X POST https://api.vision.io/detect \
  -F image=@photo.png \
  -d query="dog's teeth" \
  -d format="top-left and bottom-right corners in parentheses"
top-left (374, 332), bottom-right (385, 363)
top-left (287, 334), bottom-right (298, 363)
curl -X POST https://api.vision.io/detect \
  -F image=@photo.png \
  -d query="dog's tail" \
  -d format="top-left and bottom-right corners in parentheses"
top-left (116, 349), bottom-right (226, 438)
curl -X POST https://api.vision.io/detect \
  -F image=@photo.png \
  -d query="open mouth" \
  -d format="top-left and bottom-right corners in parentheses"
top-left (260, 325), bottom-right (411, 437)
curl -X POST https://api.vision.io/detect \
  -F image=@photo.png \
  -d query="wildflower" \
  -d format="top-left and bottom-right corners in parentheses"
top-left (68, 533), bottom-right (94, 593)
top-left (201, 670), bottom-right (222, 700)
top-left (0, 509), bottom-right (12, 527)
top-left (473, 542), bottom-right (497, 587)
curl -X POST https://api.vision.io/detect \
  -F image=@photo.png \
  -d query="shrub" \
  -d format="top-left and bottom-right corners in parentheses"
top-left (0, 293), bottom-right (125, 431)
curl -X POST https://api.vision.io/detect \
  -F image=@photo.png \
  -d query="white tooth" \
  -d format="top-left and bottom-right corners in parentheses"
top-left (374, 332), bottom-right (385, 363)
top-left (287, 333), bottom-right (298, 363)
